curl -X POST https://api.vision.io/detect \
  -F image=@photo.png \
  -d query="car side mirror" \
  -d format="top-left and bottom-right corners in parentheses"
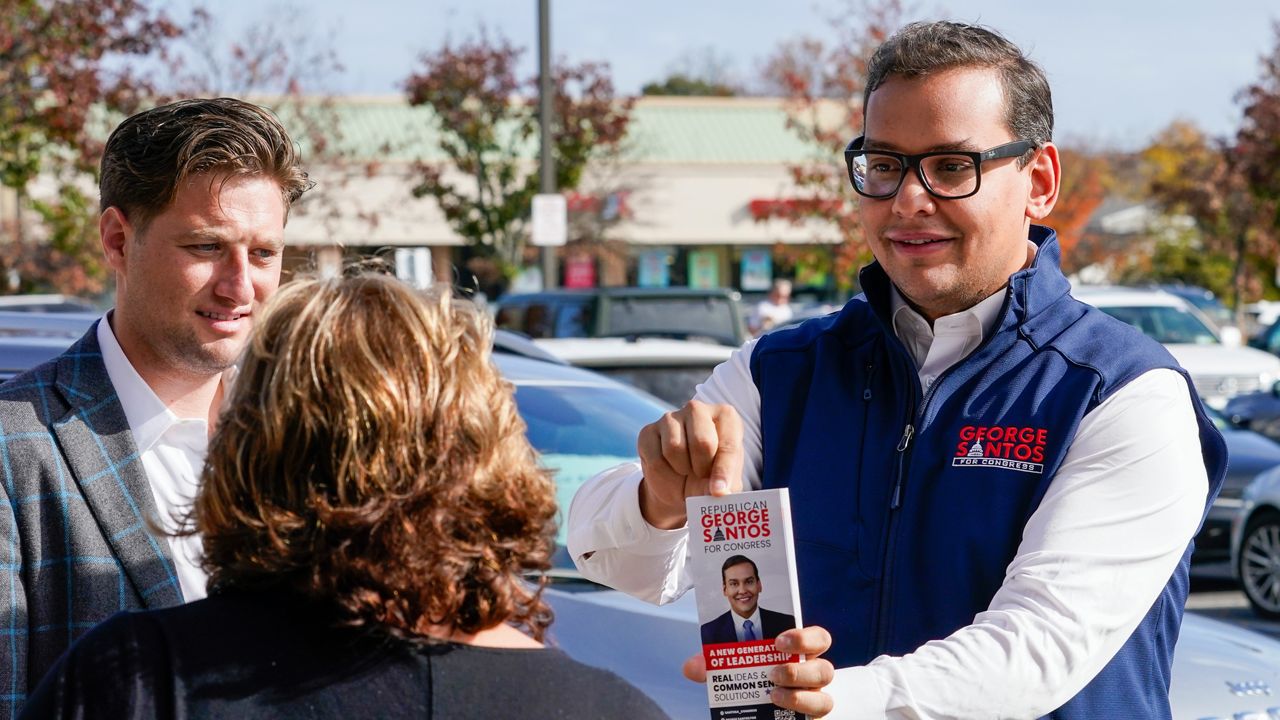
top-left (1220, 325), bottom-right (1244, 348)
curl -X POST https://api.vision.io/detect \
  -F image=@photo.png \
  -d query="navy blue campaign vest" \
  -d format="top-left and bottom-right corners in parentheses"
top-left (749, 226), bottom-right (1227, 719)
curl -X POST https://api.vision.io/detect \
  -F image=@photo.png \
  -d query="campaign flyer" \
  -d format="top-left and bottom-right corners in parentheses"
top-left (686, 488), bottom-right (806, 720)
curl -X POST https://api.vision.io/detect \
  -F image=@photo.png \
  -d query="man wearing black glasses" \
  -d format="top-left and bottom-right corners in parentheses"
top-left (568, 21), bottom-right (1225, 719)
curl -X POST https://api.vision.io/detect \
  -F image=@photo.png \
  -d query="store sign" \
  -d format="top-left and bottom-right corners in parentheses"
top-left (638, 249), bottom-right (671, 288)
top-left (740, 250), bottom-right (772, 291)
top-left (564, 254), bottom-right (597, 288)
top-left (530, 194), bottom-right (567, 246)
top-left (688, 250), bottom-right (720, 289)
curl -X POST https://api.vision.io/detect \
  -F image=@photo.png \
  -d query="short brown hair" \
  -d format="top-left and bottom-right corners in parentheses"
top-left (864, 21), bottom-right (1053, 164)
top-left (721, 555), bottom-right (759, 584)
top-left (99, 97), bottom-right (312, 228)
top-left (194, 272), bottom-right (557, 641)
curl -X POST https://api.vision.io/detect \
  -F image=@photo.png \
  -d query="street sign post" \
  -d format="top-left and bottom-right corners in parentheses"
top-left (531, 193), bottom-right (567, 247)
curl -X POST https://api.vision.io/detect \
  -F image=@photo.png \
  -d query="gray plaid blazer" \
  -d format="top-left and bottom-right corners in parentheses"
top-left (0, 322), bottom-right (184, 716)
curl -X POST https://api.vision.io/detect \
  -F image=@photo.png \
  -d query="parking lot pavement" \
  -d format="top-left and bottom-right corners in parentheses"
top-left (1189, 563), bottom-right (1280, 640)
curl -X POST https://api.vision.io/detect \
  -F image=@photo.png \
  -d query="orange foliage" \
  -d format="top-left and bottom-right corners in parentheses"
top-left (1046, 148), bottom-right (1109, 265)
top-left (752, 0), bottom-right (906, 291)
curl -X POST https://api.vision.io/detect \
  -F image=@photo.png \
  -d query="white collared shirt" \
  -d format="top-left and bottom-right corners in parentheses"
top-left (566, 284), bottom-right (1209, 718)
top-left (890, 286), bottom-right (1005, 392)
top-left (733, 608), bottom-right (763, 642)
top-left (97, 315), bottom-right (210, 602)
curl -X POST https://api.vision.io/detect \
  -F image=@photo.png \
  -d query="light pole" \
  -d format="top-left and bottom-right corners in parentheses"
top-left (537, 0), bottom-right (557, 289)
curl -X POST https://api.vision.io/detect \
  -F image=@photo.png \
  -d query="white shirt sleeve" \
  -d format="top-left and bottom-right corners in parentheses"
top-left (825, 368), bottom-right (1209, 719)
top-left (566, 338), bottom-right (765, 602)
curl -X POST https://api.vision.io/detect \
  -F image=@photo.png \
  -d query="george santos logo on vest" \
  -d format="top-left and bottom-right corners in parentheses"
top-left (953, 424), bottom-right (1048, 475)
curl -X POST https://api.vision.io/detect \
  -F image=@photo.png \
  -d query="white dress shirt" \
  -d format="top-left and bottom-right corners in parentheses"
top-left (98, 316), bottom-right (211, 602)
top-left (566, 285), bottom-right (1209, 719)
top-left (891, 286), bottom-right (1003, 392)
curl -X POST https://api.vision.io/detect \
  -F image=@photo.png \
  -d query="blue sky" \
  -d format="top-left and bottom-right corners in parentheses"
top-left (195, 0), bottom-right (1280, 150)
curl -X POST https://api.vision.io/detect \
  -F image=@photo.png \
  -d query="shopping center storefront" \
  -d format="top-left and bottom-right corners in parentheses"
top-left (279, 95), bottom-right (848, 298)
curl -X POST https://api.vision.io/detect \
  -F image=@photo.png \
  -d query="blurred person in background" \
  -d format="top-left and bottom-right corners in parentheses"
top-left (749, 279), bottom-right (794, 336)
top-left (21, 273), bottom-right (667, 719)
top-left (0, 97), bottom-right (309, 714)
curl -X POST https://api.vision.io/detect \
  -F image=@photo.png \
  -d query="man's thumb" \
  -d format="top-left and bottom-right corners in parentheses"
top-left (682, 653), bottom-right (708, 683)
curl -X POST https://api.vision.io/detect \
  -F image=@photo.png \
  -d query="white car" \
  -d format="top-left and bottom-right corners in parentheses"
top-left (1073, 286), bottom-right (1280, 409)
top-left (0, 294), bottom-right (98, 313)
top-left (533, 336), bottom-right (735, 407)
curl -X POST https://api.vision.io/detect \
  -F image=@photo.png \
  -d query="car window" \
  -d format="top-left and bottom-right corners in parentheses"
top-left (1266, 321), bottom-right (1280, 356)
top-left (1098, 305), bottom-right (1219, 345)
top-left (606, 296), bottom-right (740, 345)
top-left (523, 302), bottom-right (554, 338)
top-left (511, 383), bottom-right (668, 549)
top-left (1198, 301), bottom-right (1234, 328)
top-left (1172, 291), bottom-right (1233, 328)
top-left (493, 303), bottom-right (525, 333)
top-left (595, 366), bottom-right (717, 407)
top-left (554, 301), bottom-right (594, 338)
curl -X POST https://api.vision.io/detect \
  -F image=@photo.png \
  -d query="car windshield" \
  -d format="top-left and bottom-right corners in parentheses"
top-left (606, 296), bottom-right (740, 345)
top-left (1186, 297), bottom-right (1233, 327)
top-left (592, 366), bottom-right (715, 407)
top-left (511, 382), bottom-right (669, 553)
top-left (1097, 305), bottom-right (1220, 345)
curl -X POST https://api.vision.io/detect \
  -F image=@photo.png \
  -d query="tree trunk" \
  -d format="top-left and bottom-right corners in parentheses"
top-left (1234, 228), bottom-right (1248, 330)
top-left (14, 187), bottom-right (23, 245)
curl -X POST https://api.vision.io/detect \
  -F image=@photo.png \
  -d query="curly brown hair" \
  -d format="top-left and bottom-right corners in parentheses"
top-left (194, 272), bottom-right (557, 641)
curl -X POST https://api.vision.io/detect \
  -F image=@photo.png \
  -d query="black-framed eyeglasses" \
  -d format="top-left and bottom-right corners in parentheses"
top-left (843, 136), bottom-right (1038, 200)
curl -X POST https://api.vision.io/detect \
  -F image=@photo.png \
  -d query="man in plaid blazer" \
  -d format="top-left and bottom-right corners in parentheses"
top-left (0, 98), bottom-right (310, 714)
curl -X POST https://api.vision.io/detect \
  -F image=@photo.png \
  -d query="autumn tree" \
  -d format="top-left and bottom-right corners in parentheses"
top-left (169, 6), bottom-right (344, 97)
top-left (0, 0), bottom-right (184, 295)
top-left (1142, 120), bottom-right (1275, 313)
top-left (1113, 223), bottom-right (1236, 295)
top-left (1047, 147), bottom-right (1110, 274)
top-left (1236, 20), bottom-right (1280, 243)
top-left (1137, 26), bottom-right (1280, 312)
top-left (751, 0), bottom-right (904, 293)
top-left (404, 32), bottom-right (634, 292)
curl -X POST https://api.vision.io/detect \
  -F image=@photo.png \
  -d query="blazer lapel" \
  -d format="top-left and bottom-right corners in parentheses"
top-left (50, 325), bottom-right (185, 608)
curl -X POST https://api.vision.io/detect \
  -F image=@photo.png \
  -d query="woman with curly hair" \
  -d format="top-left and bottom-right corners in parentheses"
top-left (23, 273), bottom-right (667, 719)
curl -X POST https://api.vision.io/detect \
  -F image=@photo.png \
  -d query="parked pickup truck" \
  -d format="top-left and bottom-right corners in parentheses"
top-left (492, 287), bottom-right (748, 347)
